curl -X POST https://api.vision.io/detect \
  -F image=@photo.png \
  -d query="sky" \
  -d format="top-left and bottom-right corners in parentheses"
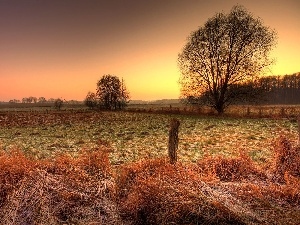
top-left (0, 0), bottom-right (299, 101)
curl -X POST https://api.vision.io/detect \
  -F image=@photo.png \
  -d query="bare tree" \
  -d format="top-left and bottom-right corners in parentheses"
top-left (22, 98), bottom-right (28, 103)
top-left (178, 5), bottom-right (277, 114)
top-left (54, 98), bottom-right (63, 110)
top-left (9, 99), bottom-right (20, 103)
top-left (38, 97), bottom-right (47, 103)
top-left (96, 75), bottom-right (130, 110)
top-left (30, 96), bottom-right (37, 103)
top-left (84, 92), bottom-right (98, 109)
top-left (48, 98), bottom-right (55, 103)
top-left (118, 78), bottom-right (130, 109)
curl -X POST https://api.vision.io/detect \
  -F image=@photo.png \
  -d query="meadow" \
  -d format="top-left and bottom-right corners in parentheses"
top-left (0, 108), bottom-right (299, 224)
top-left (0, 110), bottom-right (298, 164)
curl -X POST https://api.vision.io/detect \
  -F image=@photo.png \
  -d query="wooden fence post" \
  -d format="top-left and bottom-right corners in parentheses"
top-left (168, 118), bottom-right (180, 164)
top-left (297, 115), bottom-right (300, 145)
top-left (280, 107), bottom-right (285, 117)
top-left (246, 107), bottom-right (250, 116)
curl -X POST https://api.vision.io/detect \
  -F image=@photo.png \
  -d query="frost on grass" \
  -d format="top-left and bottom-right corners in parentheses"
top-left (0, 111), bottom-right (298, 165)
top-left (116, 153), bottom-right (300, 225)
top-left (0, 126), bottom-right (300, 224)
top-left (0, 146), bottom-right (122, 225)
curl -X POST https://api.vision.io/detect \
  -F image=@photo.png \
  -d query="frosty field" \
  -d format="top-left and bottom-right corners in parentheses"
top-left (1, 110), bottom-right (300, 224)
top-left (0, 110), bottom-right (298, 164)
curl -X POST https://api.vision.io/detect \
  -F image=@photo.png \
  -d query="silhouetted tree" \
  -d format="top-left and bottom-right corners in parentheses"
top-left (9, 99), bottom-right (20, 103)
top-left (48, 98), bottom-right (55, 103)
top-left (22, 97), bottom-right (29, 103)
top-left (257, 72), bottom-right (300, 104)
top-left (30, 96), bottom-right (37, 103)
top-left (84, 92), bottom-right (98, 109)
top-left (96, 75), bottom-right (130, 110)
top-left (21, 96), bottom-right (38, 103)
top-left (54, 98), bottom-right (63, 110)
top-left (118, 78), bottom-right (130, 109)
top-left (38, 97), bottom-right (47, 103)
top-left (178, 5), bottom-right (277, 114)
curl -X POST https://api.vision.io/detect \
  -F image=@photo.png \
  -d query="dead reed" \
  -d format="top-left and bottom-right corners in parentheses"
top-left (0, 146), bottom-right (121, 225)
top-left (0, 135), bottom-right (299, 224)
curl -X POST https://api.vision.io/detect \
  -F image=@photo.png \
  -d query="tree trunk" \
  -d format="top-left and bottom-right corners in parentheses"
top-left (215, 101), bottom-right (225, 114)
top-left (168, 118), bottom-right (180, 164)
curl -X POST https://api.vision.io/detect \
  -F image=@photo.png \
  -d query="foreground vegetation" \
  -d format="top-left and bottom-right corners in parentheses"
top-left (0, 138), bottom-right (299, 224)
top-left (0, 110), bottom-right (299, 224)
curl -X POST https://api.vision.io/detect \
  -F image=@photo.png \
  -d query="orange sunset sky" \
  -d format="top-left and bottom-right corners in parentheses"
top-left (0, 0), bottom-right (299, 102)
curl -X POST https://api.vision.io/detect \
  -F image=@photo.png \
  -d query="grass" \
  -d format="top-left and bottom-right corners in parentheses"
top-left (0, 110), bottom-right (299, 224)
top-left (0, 110), bottom-right (298, 165)
top-left (0, 138), bottom-right (299, 224)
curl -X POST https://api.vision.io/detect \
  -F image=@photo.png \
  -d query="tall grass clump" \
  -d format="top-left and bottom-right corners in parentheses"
top-left (0, 149), bottom-right (36, 208)
top-left (1, 134), bottom-right (300, 224)
top-left (265, 136), bottom-right (300, 206)
top-left (197, 153), bottom-right (266, 182)
top-left (0, 145), bottom-right (121, 225)
top-left (116, 157), bottom-right (260, 225)
top-left (273, 136), bottom-right (300, 182)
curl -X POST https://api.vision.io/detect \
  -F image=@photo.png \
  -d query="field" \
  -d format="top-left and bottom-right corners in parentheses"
top-left (0, 110), bottom-right (298, 164)
top-left (0, 109), bottom-right (300, 224)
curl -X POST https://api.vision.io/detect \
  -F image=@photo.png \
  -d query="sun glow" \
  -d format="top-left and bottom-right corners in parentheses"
top-left (0, 1), bottom-right (299, 102)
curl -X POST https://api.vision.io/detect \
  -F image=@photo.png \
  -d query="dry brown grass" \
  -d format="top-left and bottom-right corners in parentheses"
top-left (197, 152), bottom-right (266, 182)
top-left (116, 158), bottom-right (261, 225)
top-left (272, 136), bottom-right (300, 182)
top-left (115, 139), bottom-right (300, 225)
top-left (0, 146), bottom-right (121, 225)
top-left (0, 136), bottom-right (300, 224)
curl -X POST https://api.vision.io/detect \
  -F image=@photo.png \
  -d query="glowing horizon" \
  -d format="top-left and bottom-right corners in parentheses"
top-left (1, 0), bottom-right (299, 102)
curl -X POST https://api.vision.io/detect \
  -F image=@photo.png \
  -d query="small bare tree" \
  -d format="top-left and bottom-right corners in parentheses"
top-left (38, 97), bottom-right (47, 103)
top-left (96, 75), bottom-right (130, 110)
top-left (84, 92), bottom-right (98, 109)
top-left (54, 98), bottom-right (63, 110)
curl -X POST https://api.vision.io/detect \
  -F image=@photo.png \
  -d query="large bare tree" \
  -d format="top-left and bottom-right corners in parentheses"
top-left (178, 5), bottom-right (277, 114)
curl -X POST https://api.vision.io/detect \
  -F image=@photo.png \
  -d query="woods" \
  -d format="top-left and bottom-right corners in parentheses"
top-left (260, 72), bottom-right (300, 104)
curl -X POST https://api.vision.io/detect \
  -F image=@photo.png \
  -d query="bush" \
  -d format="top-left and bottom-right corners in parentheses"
top-left (84, 92), bottom-right (98, 109)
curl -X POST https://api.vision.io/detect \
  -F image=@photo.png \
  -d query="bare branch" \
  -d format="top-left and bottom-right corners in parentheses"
top-left (178, 5), bottom-right (277, 114)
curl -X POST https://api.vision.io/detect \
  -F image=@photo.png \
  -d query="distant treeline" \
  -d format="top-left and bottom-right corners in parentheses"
top-left (259, 72), bottom-right (300, 104)
top-left (185, 72), bottom-right (300, 106)
top-left (6, 97), bottom-right (82, 104)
